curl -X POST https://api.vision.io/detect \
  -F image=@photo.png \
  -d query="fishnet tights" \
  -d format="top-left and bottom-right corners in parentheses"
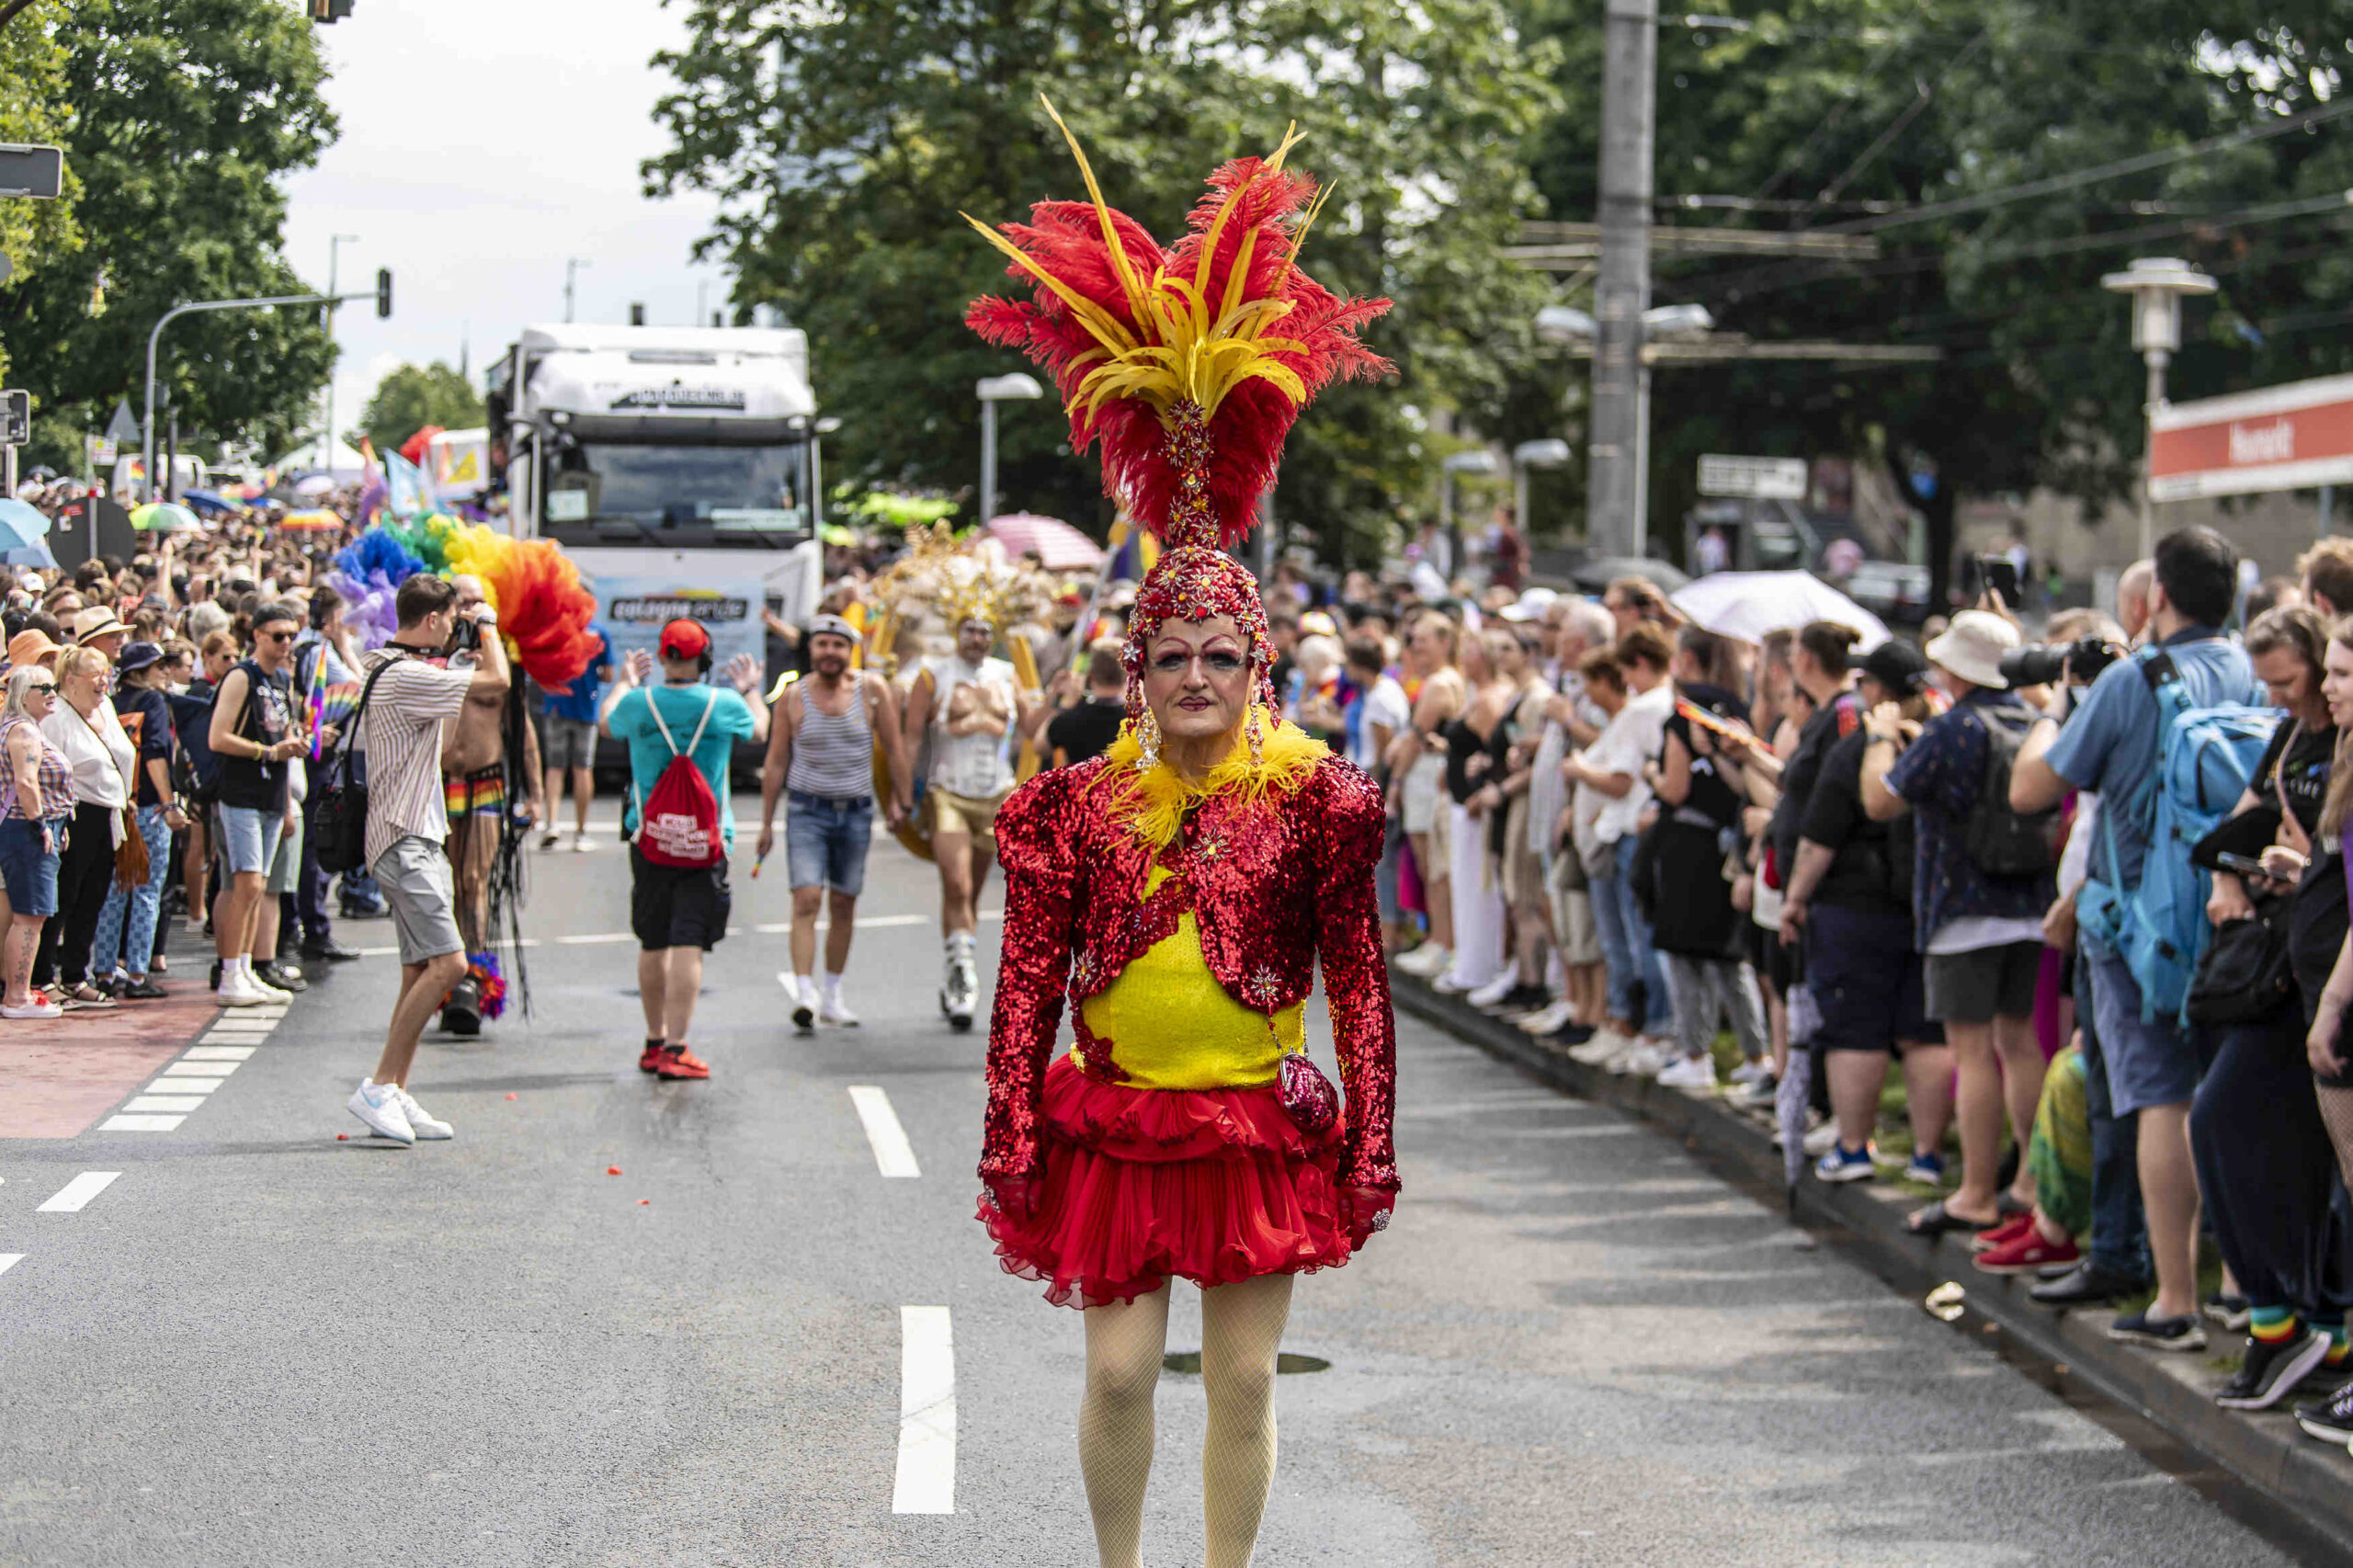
top-left (1078, 1274), bottom-right (1297, 1568)
top-left (2315, 1084), bottom-right (2353, 1196)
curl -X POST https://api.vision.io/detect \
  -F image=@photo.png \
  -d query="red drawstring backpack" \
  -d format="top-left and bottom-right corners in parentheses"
top-left (632, 689), bottom-right (724, 867)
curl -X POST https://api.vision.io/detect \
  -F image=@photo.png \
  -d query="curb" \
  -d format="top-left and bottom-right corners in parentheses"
top-left (1392, 968), bottom-right (2353, 1550)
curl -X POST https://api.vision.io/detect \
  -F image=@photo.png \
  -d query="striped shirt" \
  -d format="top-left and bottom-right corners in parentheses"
top-left (357, 648), bottom-right (476, 869)
top-left (786, 678), bottom-right (874, 801)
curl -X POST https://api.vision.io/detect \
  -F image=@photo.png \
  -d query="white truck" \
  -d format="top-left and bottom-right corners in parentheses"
top-left (484, 323), bottom-right (826, 683)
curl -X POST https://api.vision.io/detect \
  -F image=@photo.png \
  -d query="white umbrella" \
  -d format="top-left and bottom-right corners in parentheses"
top-left (1669, 570), bottom-right (1892, 649)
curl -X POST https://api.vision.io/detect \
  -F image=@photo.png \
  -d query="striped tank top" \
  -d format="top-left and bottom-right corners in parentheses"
top-left (787, 681), bottom-right (874, 800)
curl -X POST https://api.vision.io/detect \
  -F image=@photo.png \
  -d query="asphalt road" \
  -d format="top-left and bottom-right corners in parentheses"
top-left (0, 800), bottom-right (2313, 1566)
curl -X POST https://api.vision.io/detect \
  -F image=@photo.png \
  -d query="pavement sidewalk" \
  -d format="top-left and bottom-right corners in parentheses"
top-left (0, 988), bottom-right (226, 1138)
top-left (1392, 964), bottom-right (2353, 1553)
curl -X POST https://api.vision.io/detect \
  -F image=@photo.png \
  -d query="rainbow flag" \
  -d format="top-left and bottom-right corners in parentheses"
top-left (1106, 517), bottom-right (1159, 583)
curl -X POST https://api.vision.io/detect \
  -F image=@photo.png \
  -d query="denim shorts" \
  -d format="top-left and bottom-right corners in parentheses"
top-left (786, 790), bottom-right (874, 897)
top-left (217, 804), bottom-right (284, 878)
top-left (0, 816), bottom-right (59, 918)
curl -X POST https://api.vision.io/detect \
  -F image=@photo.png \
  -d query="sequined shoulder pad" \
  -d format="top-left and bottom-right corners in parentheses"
top-left (995, 756), bottom-right (1108, 884)
top-left (1302, 754), bottom-right (1386, 874)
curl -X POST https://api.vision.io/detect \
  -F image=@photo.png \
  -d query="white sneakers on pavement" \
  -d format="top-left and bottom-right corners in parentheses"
top-left (573, 835), bottom-right (596, 854)
top-left (348, 1080), bottom-right (415, 1144)
top-left (1568, 1027), bottom-right (1629, 1065)
top-left (216, 969), bottom-right (275, 1007)
top-left (1466, 974), bottom-right (1520, 1009)
top-left (819, 992), bottom-right (860, 1027)
top-left (1616, 1040), bottom-right (1675, 1076)
top-left (789, 975), bottom-right (816, 1030)
top-left (1518, 999), bottom-right (1578, 1036)
top-left (1657, 1053), bottom-right (1719, 1090)
top-left (393, 1086), bottom-right (453, 1140)
top-left (1393, 944), bottom-right (1450, 979)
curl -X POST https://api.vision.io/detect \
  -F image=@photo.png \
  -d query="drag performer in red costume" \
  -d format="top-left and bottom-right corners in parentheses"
top-left (967, 102), bottom-right (1398, 1568)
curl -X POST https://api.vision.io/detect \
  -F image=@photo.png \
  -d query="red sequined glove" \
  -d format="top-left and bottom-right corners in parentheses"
top-left (1339, 1184), bottom-right (1395, 1250)
top-left (979, 773), bottom-right (1080, 1189)
top-left (1313, 764), bottom-right (1400, 1195)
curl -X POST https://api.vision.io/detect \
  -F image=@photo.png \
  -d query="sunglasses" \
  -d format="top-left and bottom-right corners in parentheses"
top-left (256, 630), bottom-right (295, 644)
top-left (26, 683), bottom-right (55, 696)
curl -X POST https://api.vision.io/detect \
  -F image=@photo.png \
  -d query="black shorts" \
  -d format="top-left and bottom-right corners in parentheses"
top-left (630, 845), bottom-right (733, 951)
top-left (1808, 903), bottom-right (1942, 1051)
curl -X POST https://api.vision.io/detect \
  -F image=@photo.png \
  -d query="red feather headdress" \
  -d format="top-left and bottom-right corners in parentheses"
top-left (965, 100), bottom-right (1391, 710)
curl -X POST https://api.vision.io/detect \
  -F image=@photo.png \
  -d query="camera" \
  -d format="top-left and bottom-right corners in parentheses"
top-left (1998, 635), bottom-right (2122, 688)
top-left (448, 614), bottom-right (483, 654)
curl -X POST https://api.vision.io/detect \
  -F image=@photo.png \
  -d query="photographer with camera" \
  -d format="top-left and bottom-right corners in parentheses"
top-left (343, 575), bottom-right (508, 1145)
top-left (2012, 526), bottom-right (2266, 1354)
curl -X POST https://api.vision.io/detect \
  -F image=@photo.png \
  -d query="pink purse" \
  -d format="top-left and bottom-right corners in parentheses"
top-left (1278, 1048), bottom-right (1339, 1132)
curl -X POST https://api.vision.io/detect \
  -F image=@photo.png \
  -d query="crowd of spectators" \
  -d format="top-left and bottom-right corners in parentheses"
top-left (0, 517), bottom-right (381, 1017)
top-left (1048, 524), bottom-right (2353, 1448)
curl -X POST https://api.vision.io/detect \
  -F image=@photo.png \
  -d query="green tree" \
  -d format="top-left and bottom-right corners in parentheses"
top-left (647, 0), bottom-right (1560, 566)
top-left (0, 0), bottom-right (338, 473)
top-left (1518, 0), bottom-right (2353, 597)
top-left (358, 361), bottom-right (485, 456)
top-left (0, 2), bottom-right (85, 389)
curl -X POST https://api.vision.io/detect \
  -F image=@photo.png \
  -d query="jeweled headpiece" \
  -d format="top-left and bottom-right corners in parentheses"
top-left (965, 99), bottom-right (1391, 713)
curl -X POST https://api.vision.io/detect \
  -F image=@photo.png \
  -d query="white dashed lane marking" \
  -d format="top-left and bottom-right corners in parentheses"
top-left (0, 1255), bottom-right (20, 1278)
top-left (893, 1306), bottom-right (956, 1514)
top-left (37, 1171), bottom-right (120, 1212)
top-left (101, 1008), bottom-right (275, 1133)
top-left (98, 1115), bottom-right (183, 1132)
top-left (848, 1086), bottom-right (922, 1179)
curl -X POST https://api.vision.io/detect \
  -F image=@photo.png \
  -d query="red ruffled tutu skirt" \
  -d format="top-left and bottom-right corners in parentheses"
top-left (977, 1053), bottom-right (1358, 1308)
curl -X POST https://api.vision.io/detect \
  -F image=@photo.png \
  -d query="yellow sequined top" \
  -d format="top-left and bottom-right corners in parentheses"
top-left (1075, 864), bottom-right (1304, 1090)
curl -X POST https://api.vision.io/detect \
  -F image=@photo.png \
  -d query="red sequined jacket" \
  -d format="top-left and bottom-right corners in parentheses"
top-left (982, 751), bottom-right (1400, 1196)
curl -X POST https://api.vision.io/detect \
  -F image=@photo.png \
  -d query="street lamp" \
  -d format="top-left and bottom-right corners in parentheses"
top-left (1440, 449), bottom-right (1499, 582)
top-left (1511, 438), bottom-right (1572, 538)
top-left (2101, 256), bottom-right (2215, 559)
top-left (564, 256), bottom-right (592, 324)
top-left (321, 233), bottom-right (358, 471)
top-left (976, 372), bottom-right (1044, 526)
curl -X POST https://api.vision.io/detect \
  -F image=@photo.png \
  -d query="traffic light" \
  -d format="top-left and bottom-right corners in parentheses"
top-left (308, 0), bottom-right (354, 21)
top-left (1, 391), bottom-right (30, 447)
top-left (375, 267), bottom-right (392, 319)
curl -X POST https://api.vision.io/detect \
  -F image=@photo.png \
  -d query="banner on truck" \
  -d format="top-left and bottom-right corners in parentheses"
top-left (591, 574), bottom-right (765, 676)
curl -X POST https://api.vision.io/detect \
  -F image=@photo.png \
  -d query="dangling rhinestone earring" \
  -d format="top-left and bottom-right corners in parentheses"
top-left (1245, 702), bottom-right (1264, 769)
top-left (1134, 706), bottom-right (1162, 773)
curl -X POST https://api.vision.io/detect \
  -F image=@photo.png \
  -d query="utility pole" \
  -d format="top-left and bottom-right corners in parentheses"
top-left (564, 256), bottom-right (591, 324)
top-left (322, 233), bottom-right (358, 470)
top-left (1588, 0), bottom-right (1657, 558)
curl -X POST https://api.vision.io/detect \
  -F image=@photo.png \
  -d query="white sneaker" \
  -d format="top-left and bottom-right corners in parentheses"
top-left (347, 1079), bottom-right (415, 1144)
top-left (249, 973), bottom-right (293, 1003)
top-left (392, 1086), bottom-right (453, 1140)
top-left (1728, 1059), bottom-right (1771, 1086)
top-left (1802, 1119), bottom-right (1841, 1157)
top-left (1467, 974), bottom-right (1520, 1009)
top-left (1569, 1027), bottom-right (1629, 1064)
top-left (818, 993), bottom-right (861, 1027)
top-left (1518, 999), bottom-right (1578, 1035)
top-left (1657, 1053), bottom-right (1719, 1090)
top-left (1431, 968), bottom-right (1483, 994)
top-left (573, 835), bottom-right (596, 853)
top-left (789, 976), bottom-right (815, 1031)
top-left (539, 832), bottom-right (561, 851)
top-left (1619, 1040), bottom-right (1675, 1076)
top-left (216, 970), bottom-right (272, 1007)
top-left (1394, 944), bottom-right (1450, 978)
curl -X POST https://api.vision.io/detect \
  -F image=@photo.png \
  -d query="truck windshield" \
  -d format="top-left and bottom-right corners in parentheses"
top-left (543, 440), bottom-right (813, 538)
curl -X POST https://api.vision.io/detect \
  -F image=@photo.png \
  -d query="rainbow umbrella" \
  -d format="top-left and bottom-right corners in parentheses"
top-left (130, 501), bottom-right (199, 532)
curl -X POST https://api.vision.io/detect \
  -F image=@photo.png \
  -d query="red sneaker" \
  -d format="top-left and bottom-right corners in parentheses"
top-left (1973, 1211), bottom-right (2034, 1250)
top-left (1973, 1226), bottom-right (2080, 1276)
top-left (638, 1041), bottom-right (665, 1074)
top-left (655, 1045), bottom-right (711, 1080)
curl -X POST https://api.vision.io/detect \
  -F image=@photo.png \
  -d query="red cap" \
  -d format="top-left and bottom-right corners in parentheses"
top-left (658, 619), bottom-right (711, 660)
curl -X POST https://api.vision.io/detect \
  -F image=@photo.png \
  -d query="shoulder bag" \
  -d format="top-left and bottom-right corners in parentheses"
top-left (314, 656), bottom-right (402, 876)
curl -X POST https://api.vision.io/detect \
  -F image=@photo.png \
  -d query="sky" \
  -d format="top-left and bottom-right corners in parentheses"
top-left (280, 0), bottom-right (730, 453)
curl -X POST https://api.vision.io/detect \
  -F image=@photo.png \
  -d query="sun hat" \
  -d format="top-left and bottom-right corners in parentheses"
top-left (6, 629), bottom-right (60, 669)
top-left (69, 606), bottom-right (130, 644)
top-left (1923, 609), bottom-right (2020, 689)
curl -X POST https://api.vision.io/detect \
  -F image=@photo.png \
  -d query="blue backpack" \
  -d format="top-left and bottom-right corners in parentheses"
top-left (2079, 645), bottom-right (2275, 1026)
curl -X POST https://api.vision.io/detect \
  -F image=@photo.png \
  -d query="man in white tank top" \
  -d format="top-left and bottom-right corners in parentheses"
top-left (756, 615), bottom-right (908, 1029)
top-left (897, 614), bottom-right (1040, 1028)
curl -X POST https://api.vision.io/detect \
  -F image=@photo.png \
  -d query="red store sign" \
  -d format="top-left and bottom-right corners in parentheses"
top-left (2149, 373), bottom-right (2353, 500)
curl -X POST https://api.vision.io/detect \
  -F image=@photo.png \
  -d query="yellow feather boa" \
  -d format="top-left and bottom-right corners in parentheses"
top-left (1088, 705), bottom-right (1327, 849)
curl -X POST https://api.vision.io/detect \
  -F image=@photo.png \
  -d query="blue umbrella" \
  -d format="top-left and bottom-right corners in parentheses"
top-left (0, 497), bottom-right (51, 552)
top-left (3, 539), bottom-right (57, 569)
top-left (180, 487), bottom-right (236, 516)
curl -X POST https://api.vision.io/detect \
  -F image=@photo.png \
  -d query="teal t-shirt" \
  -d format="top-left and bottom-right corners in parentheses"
top-left (608, 683), bottom-right (756, 848)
